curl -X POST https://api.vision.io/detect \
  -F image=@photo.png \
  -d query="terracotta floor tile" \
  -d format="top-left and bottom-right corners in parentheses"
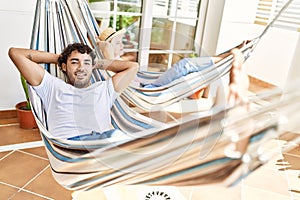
top-left (0, 109), bottom-right (18, 126)
top-left (24, 167), bottom-right (73, 200)
top-left (0, 151), bottom-right (11, 160)
top-left (281, 154), bottom-right (300, 170)
top-left (0, 118), bottom-right (18, 125)
top-left (0, 183), bottom-right (19, 200)
top-left (0, 151), bottom-right (49, 188)
top-left (285, 145), bottom-right (300, 157)
top-left (8, 190), bottom-right (49, 200)
top-left (248, 76), bottom-right (276, 93)
top-left (279, 132), bottom-right (300, 143)
top-left (20, 147), bottom-right (49, 159)
top-left (0, 124), bottom-right (41, 146)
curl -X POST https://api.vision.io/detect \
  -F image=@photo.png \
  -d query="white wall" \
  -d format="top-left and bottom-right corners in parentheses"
top-left (286, 35), bottom-right (300, 87)
top-left (0, 0), bottom-right (36, 110)
top-left (217, 0), bottom-right (299, 89)
top-left (245, 28), bottom-right (298, 87)
top-left (217, 0), bottom-right (259, 52)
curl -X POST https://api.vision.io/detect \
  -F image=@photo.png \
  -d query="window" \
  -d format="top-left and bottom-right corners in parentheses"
top-left (146, 0), bottom-right (200, 72)
top-left (90, 0), bottom-right (142, 63)
top-left (255, 0), bottom-right (300, 32)
top-left (90, 0), bottom-right (202, 71)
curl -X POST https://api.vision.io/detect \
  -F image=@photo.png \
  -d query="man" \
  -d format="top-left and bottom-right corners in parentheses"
top-left (8, 42), bottom-right (138, 140)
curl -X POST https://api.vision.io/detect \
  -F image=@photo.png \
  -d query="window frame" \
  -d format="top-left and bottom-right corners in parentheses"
top-left (89, 0), bottom-right (225, 71)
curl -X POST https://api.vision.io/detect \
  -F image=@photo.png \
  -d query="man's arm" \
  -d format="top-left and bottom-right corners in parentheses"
top-left (94, 59), bottom-right (139, 93)
top-left (8, 48), bottom-right (59, 86)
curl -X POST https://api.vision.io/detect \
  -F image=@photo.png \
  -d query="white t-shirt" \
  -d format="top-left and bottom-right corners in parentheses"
top-left (33, 71), bottom-right (119, 139)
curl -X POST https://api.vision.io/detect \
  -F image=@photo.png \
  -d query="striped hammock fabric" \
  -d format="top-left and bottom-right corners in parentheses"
top-left (119, 0), bottom-right (295, 112)
top-left (27, 0), bottom-right (299, 192)
top-left (121, 44), bottom-right (255, 112)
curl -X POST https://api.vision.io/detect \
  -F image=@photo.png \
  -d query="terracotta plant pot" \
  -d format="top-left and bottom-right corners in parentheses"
top-left (15, 101), bottom-right (38, 129)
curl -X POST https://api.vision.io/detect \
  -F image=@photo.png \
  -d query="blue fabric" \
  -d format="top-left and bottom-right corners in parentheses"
top-left (67, 129), bottom-right (125, 141)
top-left (143, 57), bottom-right (214, 88)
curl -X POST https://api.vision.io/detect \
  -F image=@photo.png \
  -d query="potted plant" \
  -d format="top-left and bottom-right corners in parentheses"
top-left (15, 76), bottom-right (38, 129)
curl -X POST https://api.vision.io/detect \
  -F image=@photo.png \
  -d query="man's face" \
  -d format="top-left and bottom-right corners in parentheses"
top-left (111, 34), bottom-right (124, 58)
top-left (62, 50), bottom-right (93, 88)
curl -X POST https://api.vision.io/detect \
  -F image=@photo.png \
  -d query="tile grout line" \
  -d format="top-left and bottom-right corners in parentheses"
top-left (0, 123), bottom-right (19, 127)
top-left (0, 181), bottom-right (22, 190)
top-left (0, 150), bottom-right (15, 161)
top-left (1, 181), bottom-right (53, 200)
top-left (18, 165), bottom-right (54, 199)
top-left (18, 189), bottom-right (54, 200)
top-left (0, 141), bottom-right (44, 152)
top-left (283, 152), bottom-right (300, 159)
top-left (18, 149), bottom-right (49, 161)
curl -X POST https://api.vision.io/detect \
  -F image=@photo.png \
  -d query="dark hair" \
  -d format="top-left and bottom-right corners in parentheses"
top-left (58, 43), bottom-right (96, 68)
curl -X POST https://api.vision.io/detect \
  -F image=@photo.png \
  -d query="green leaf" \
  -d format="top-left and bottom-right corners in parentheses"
top-left (21, 75), bottom-right (31, 110)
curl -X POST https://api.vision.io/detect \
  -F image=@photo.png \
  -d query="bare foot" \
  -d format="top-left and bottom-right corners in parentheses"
top-left (237, 40), bottom-right (252, 49)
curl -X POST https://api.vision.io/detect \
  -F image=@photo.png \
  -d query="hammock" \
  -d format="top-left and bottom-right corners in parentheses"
top-left (119, 0), bottom-right (295, 112)
top-left (121, 43), bottom-right (255, 111)
top-left (27, 0), bottom-right (297, 192)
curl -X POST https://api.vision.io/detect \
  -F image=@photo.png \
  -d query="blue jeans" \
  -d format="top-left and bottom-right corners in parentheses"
top-left (67, 129), bottom-right (125, 141)
top-left (143, 57), bottom-right (214, 88)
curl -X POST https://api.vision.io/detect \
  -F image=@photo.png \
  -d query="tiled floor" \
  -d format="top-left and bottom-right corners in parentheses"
top-left (1, 78), bottom-right (300, 199)
top-left (0, 120), bottom-right (73, 199)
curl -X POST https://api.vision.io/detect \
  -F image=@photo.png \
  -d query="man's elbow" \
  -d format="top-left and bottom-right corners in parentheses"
top-left (8, 47), bottom-right (17, 60)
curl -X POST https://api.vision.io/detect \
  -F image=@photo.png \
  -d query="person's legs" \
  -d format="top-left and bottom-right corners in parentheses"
top-left (143, 57), bottom-right (214, 88)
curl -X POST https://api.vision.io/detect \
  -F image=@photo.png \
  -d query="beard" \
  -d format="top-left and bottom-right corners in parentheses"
top-left (67, 70), bottom-right (91, 88)
top-left (74, 78), bottom-right (90, 88)
top-left (74, 81), bottom-right (90, 88)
